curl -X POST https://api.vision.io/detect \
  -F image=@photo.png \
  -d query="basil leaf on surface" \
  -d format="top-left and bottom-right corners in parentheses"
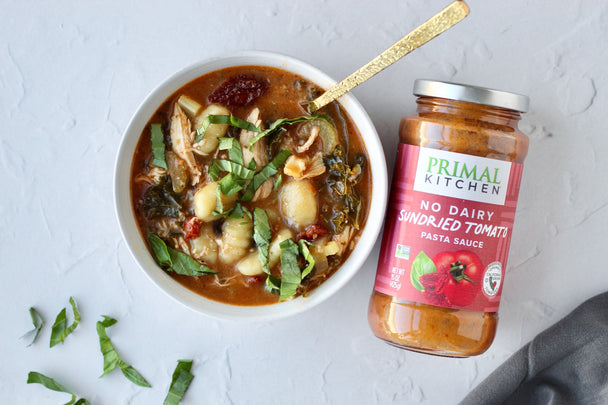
top-left (27, 371), bottom-right (90, 405)
top-left (148, 233), bottom-right (216, 276)
top-left (240, 149), bottom-right (291, 202)
top-left (195, 115), bottom-right (260, 142)
top-left (50, 297), bottom-right (81, 348)
top-left (150, 124), bottom-right (168, 170)
top-left (163, 360), bottom-right (195, 405)
top-left (278, 239), bottom-right (302, 301)
top-left (248, 115), bottom-right (330, 146)
top-left (253, 208), bottom-right (272, 274)
top-left (22, 307), bottom-right (44, 347)
top-left (410, 251), bottom-right (436, 291)
top-left (96, 316), bottom-right (151, 388)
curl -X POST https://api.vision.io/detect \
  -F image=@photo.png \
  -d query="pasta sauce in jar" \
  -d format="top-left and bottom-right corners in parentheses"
top-left (368, 80), bottom-right (529, 357)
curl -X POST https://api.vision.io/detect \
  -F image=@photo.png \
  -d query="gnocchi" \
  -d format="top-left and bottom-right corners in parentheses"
top-left (236, 228), bottom-right (293, 276)
top-left (219, 217), bottom-right (253, 265)
top-left (193, 182), bottom-right (237, 222)
top-left (279, 179), bottom-right (318, 229)
top-left (193, 104), bottom-right (230, 154)
top-left (189, 225), bottom-right (218, 264)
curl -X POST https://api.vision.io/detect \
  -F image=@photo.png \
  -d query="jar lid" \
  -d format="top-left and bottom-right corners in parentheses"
top-left (413, 79), bottom-right (530, 113)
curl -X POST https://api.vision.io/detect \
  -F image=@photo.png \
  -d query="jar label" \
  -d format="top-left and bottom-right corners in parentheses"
top-left (373, 144), bottom-right (523, 312)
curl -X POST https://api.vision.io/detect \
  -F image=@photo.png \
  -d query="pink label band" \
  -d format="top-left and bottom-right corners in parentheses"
top-left (373, 144), bottom-right (523, 312)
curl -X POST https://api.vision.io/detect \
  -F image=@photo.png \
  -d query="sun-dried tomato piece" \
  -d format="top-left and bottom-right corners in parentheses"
top-left (295, 224), bottom-right (329, 242)
top-left (183, 216), bottom-right (203, 240)
top-left (208, 75), bottom-right (269, 107)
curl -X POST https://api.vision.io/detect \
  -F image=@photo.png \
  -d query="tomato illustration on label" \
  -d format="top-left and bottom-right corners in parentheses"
top-left (410, 250), bottom-right (483, 308)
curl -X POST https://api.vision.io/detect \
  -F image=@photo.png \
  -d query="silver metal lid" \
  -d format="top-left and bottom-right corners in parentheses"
top-left (413, 79), bottom-right (529, 113)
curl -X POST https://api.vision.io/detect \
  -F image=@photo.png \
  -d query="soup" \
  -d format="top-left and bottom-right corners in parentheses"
top-left (130, 65), bottom-right (370, 306)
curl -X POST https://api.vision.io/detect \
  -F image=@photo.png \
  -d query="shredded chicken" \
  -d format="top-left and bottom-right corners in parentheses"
top-left (239, 108), bottom-right (267, 168)
top-left (170, 103), bottom-right (201, 185)
top-left (153, 217), bottom-right (183, 239)
top-left (296, 125), bottom-right (320, 153)
top-left (134, 166), bottom-right (167, 185)
top-left (283, 152), bottom-right (326, 179)
top-left (173, 235), bottom-right (190, 254)
top-left (213, 274), bottom-right (239, 287)
top-left (331, 226), bottom-right (354, 257)
top-left (252, 178), bottom-right (273, 202)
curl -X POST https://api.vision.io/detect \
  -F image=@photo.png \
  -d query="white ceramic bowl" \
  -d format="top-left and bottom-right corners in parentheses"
top-left (114, 51), bottom-right (388, 321)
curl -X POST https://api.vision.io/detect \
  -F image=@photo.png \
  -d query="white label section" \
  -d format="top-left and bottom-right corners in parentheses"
top-left (413, 148), bottom-right (512, 205)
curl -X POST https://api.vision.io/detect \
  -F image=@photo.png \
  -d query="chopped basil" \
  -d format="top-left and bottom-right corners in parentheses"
top-left (22, 307), bottom-right (44, 347)
top-left (248, 115), bottom-right (331, 146)
top-left (299, 240), bottom-right (316, 279)
top-left (27, 371), bottom-right (90, 405)
top-left (218, 137), bottom-right (244, 166)
top-left (278, 239), bottom-right (303, 301)
top-left (148, 233), bottom-right (216, 276)
top-left (273, 173), bottom-right (283, 190)
top-left (265, 274), bottom-right (282, 295)
top-left (50, 297), bottom-right (81, 348)
top-left (253, 208), bottom-right (272, 274)
top-left (96, 316), bottom-right (151, 388)
top-left (195, 114), bottom-right (261, 143)
top-left (218, 172), bottom-right (246, 196)
top-left (240, 149), bottom-right (291, 202)
top-left (163, 360), bottom-right (195, 405)
top-left (271, 239), bottom-right (318, 301)
top-left (150, 124), bottom-right (168, 170)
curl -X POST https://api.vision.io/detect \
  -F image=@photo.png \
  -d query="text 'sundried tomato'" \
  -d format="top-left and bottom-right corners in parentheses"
top-left (183, 216), bottom-right (203, 240)
top-left (208, 75), bottom-right (269, 107)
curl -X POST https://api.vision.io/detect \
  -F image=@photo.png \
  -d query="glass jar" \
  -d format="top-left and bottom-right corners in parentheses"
top-left (368, 80), bottom-right (530, 357)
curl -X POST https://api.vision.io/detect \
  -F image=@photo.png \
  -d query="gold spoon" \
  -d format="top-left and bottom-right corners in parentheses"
top-left (308, 0), bottom-right (470, 113)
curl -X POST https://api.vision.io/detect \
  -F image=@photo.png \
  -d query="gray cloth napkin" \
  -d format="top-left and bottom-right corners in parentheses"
top-left (460, 292), bottom-right (608, 405)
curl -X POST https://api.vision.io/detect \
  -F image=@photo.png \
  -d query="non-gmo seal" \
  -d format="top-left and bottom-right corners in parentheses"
top-left (483, 262), bottom-right (502, 297)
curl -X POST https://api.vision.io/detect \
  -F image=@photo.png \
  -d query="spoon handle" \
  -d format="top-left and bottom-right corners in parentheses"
top-left (308, 1), bottom-right (469, 113)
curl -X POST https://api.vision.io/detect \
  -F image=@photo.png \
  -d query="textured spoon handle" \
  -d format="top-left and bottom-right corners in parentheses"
top-left (308, 1), bottom-right (470, 112)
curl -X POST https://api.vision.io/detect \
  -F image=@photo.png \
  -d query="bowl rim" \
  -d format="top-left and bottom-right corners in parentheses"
top-left (114, 50), bottom-right (388, 321)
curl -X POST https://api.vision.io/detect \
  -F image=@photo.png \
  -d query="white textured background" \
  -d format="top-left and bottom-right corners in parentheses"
top-left (2, 0), bottom-right (608, 403)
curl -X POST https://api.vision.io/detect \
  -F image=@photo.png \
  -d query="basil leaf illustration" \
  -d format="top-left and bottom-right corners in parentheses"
top-left (50, 297), bottom-right (81, 348)
top-left (22, 307), bottom-right (44, 347)
top-left (163, 360), bottom-right (195, 405)
top-left (96, 316), bottom-right (151, 388)
top-left (410, 251), bottom-right (436, 291)
top-left (27, 371), bottom-right (90, 405)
